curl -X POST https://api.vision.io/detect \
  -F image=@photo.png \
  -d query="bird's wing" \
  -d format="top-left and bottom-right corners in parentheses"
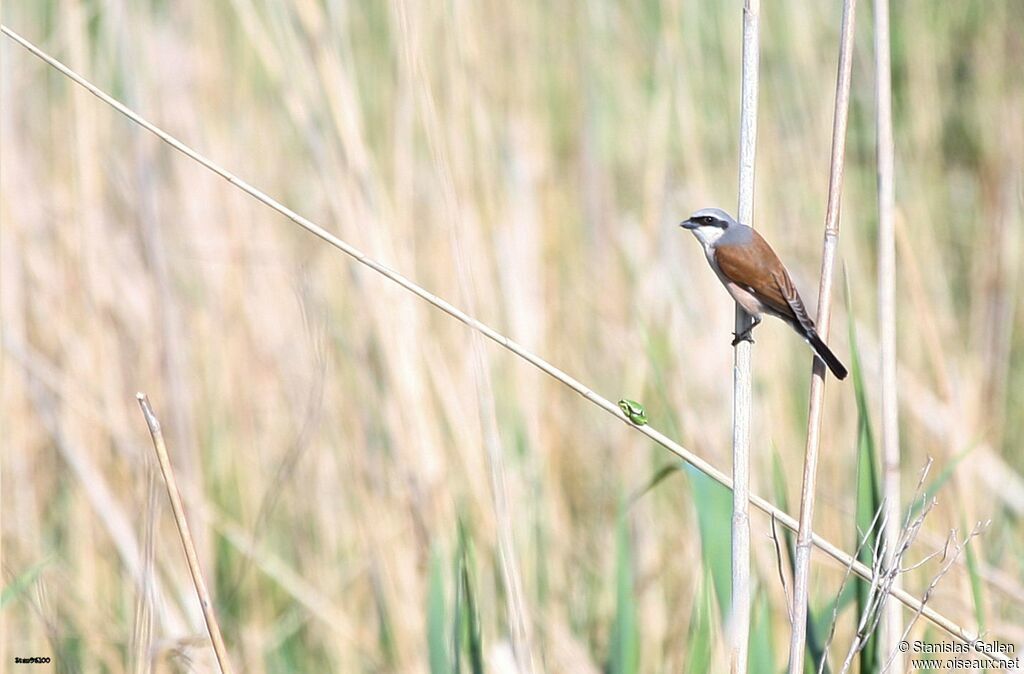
top-left (713, 231), bottom-right (815, 332)
top-left (770, 268), bottom-right (816, 335)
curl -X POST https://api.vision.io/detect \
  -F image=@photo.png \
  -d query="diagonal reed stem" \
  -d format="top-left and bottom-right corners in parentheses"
top-left (136, 394), bottom-right (235, 674)
top-left (731, 1), bottom-right (760, 671)
top-left (787, 1), bottom-right (858, 672)
top-left (0, 23), bottom-right (994, 653)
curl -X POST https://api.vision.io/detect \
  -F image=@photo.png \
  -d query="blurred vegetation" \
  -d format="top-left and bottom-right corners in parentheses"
top-left (1, 0), bottom-right (1021, 672)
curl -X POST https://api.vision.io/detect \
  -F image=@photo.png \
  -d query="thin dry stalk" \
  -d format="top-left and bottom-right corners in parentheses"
top-left (820, 460), bottom-right (927, 673)
top-left (136, 394), bottom-right (235, 674)
top-left (837, 530), bottom-right (894, 674)
top-left (873, 0), bottom-right (902, 663)
top-left (0, 24), bottom-right (989, 648)
top-left (788, 0), bottom-right (859, 671)
top-left (730, 1), bottom-right (760, 670)
top-left (818, 501), bottom-right (888, 674)
top-left (837, 464), bottom-right (937, 674)
top-left (880, 521), bottom-right (992, 673)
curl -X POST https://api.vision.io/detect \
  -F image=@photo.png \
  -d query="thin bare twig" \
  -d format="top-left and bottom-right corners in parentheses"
top-left (880, 522), bottom-right (991, 673)
top-left (821, 459), bottom-right (1006, 671)
top-left (837, 521), bottom-right (890, 674)
top-left (136, 394), bottom-right (235, 674)
top-left (838, 485), bottom-right (936, 674)
top-left (818, 501), bottom-right (888, 674)
top-left (0, 23), bottom-right (991, 649)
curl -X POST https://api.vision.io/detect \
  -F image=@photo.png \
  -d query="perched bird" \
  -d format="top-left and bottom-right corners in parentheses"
top-left (679, 207), bottom-right (848, 380)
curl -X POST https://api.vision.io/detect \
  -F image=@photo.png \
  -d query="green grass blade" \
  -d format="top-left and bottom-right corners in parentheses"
top-left (428, 546), bottom-right (451, 674)
top-left (748, 592), bottom-right (776, 674)
top-left (453, 538), bottom-right (464, 674)
top-left (609, 504), bottom-right (639, 674)
top-left (627, 462), bottom-right (684, 508)
top-left (1, 557), bottom-right (51, 609)
top-left (683, 466), bottom-right (732, 617)
top-left (369, 564), bottom-right (398, 668)
top-left (962, 514), bottom-right (986, 633)
top-left (683, 571), bottom-right (714, 673)
top-left (457, 520), bottom-right (485, 674)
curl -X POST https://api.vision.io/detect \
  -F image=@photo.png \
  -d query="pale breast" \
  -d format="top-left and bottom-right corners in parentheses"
top-left (721, 277), bottom-right (767, 316)
top-left (705, 242), bottom-right (767, 317)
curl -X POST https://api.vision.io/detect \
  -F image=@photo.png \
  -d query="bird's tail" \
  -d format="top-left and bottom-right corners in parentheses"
top-left (807, 331), bottom-right (848, 380)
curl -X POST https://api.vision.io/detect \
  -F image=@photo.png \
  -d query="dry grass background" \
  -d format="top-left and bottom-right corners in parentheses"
top-left (1, 0), bottom-right (1022, 672)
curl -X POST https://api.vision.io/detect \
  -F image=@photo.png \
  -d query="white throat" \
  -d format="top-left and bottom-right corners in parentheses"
top-left (689, 225), bottom-right (726, 254)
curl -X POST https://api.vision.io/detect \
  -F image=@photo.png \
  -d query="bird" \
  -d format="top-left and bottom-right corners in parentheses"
top-left (679, 207), bottom-right (848, 380)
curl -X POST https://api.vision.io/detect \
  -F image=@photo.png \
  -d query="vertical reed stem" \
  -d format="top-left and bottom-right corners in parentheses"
top-left (137, 394), bottom-right (235, 674)
top-left (874, 0), bottom-right (902, 664)
top-left (787, 1), bottom-right (858, 671)
top-left (731, 1), bottom-right (760, 671)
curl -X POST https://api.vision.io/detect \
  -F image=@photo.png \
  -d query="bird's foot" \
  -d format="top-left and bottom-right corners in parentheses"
top-left (731, 316), bottom-right (761, 346)
top-left (731, 330), bottom-right (755, 347)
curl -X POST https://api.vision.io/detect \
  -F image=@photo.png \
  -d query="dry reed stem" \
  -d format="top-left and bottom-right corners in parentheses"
top-left (0, 23), bottom-right (990, 650)
top-left (730, 1), bottom-right (760, 670)
top-left (136, 394), bottom-right (234, 674)
top-left (787, 0), bottom-right (858, 671)
top-left (818, 502), bottom-right (887, 674)
top-left (837, 460), bottom-right (936, 673)
top-left (873, 0), bottom-right (903, 663)
top-left (880, 522), bottom-right (992, 673)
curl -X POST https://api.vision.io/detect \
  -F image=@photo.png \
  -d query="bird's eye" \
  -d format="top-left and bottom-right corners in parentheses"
top-left (703, 216), bottom-right (714, 224)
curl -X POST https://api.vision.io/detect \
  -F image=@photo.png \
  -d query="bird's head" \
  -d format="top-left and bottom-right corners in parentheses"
top-left (679, 207), bottom-right (739, 248)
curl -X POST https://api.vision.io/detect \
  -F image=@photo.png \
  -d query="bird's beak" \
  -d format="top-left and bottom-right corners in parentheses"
top-left (680, 219), bottom-right (697, 230)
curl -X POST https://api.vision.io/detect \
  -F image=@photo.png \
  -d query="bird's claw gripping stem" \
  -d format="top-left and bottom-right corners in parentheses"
top-left (731, 330), bottom-right (755, 347)
top-left (731, 316), bottom-right (760, 347)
